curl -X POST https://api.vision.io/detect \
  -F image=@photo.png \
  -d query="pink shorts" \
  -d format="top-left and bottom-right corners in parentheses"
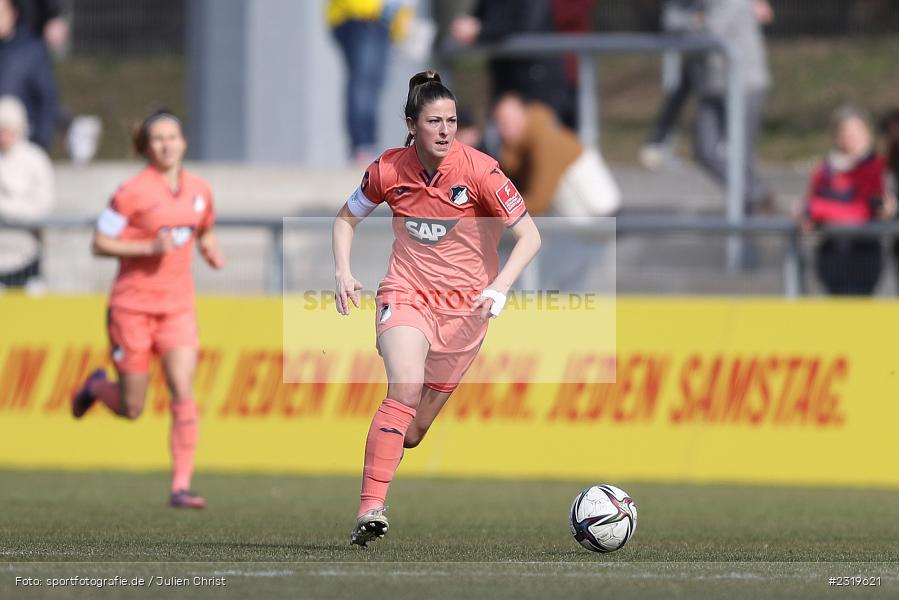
top-left (375, 297), bottom-right (488, 393)
top-left (107, 306), bottom-right (198, 373)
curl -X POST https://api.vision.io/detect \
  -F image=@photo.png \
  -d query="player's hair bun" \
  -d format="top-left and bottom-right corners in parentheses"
top-left (408, 70), bottom-right (442, 94)
top-left (404, 71), bottom-right (456, 147)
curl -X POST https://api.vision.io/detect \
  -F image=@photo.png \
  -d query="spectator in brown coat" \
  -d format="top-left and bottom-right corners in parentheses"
top-left (493, 93), bottom-right (618, 291)
top-left (493, 92), bottom-right (619, 218)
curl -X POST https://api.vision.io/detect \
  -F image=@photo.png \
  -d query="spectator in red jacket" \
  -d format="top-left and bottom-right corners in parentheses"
top-left (802, 106), bottom-right (895, 295)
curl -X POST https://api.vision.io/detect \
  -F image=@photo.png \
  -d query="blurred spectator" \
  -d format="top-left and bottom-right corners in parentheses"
top-left (18, 0), bottom-right (100, 163)
top-left (694, 0), bottom-right (772, 213)
top-left (0, 95), bottom-right (54, 291)
top-left (801, 106), bottom-right (893, 296)
top-left (551, 0), bottom-right (595, 129)
top-left (494, 93), bottom-right (618, 291)
top-left (15, 0), bottom-right (67, 53)
top-left (450, 0), bottom-right (576, 128)
top-left (494, 93), bottom-right (619, 217)
top-left (880, 108), bottom-right (899, 195)
top-left (640, 0), bottom-right (705, 170)
top-left (328, 0), bottom-right (413, 167)
top-left (456, 107), bottom-right (485, 153)
top-left (66, 114), bottom-right (102, 165)
top-left (0, 0), bottom-right (57, 150)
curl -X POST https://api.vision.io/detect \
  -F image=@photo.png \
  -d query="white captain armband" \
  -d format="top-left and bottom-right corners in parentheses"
top-left (96, 208), bottom-right (127, 237)
top-left (346, 186), bottom-right (378, 218)
top-left (478, 289), bottom-right (507, 317)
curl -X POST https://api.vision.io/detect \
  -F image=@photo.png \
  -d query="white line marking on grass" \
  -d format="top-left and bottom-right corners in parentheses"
top-left (210, 570), bottom-right (296, 577)
top-left (311, 569), bottom-right (448, 577)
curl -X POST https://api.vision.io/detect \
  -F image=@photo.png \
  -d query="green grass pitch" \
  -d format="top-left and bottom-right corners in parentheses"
top-left (1, 470), bottom-right (897, 599)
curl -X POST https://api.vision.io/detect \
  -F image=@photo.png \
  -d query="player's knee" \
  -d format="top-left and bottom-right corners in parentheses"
top-left (122, 403), bottom-right (144, 420)
top-left (386, 382), bottom-right (423, 408)
top-left (169, 383), bottom-right (193, 404)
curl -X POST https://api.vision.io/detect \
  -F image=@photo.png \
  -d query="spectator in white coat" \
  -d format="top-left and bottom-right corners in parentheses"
top-left (0, 94), bottom-right (54, 289)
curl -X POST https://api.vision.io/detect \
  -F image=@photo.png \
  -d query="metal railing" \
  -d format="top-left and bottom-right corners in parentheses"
top-left (438, 32), bottom-right (748, 271)
top-left (7, 214), bottom-right (899, 298)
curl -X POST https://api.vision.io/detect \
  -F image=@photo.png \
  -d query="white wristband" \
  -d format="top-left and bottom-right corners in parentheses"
top-left (478, 289), bottom-right (507, 317)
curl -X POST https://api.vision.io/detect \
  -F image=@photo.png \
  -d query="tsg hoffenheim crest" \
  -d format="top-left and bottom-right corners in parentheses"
top-left (450, 185), bottom-right (469, 206)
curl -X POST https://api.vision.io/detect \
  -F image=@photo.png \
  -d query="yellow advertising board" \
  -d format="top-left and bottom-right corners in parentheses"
top-left (0, 295), bottom-right (896, 488)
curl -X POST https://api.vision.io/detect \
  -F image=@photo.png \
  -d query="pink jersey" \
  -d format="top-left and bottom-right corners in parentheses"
top-left (98, 166), bottom-right (215, 313)
top-left (355, 141), bottom-right (528, 313)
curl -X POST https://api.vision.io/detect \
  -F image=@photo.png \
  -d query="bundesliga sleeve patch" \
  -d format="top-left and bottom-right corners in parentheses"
top-left (495, 179), bottom-right (523, 215)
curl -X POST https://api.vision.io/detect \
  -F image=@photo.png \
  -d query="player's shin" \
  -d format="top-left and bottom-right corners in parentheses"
top-left (358, 398), bottom-right (417, 516)
top-left (170, 400), bottom-right (199, 492)
top-left (93, 380), bottom-right (122, 414)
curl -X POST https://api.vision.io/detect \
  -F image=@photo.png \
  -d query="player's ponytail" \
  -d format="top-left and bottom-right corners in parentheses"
top-left (404, 70), bottom-right (456, 147)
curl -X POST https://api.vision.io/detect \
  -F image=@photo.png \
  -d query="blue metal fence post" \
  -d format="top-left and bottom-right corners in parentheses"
top-left (270, 222), bottom-right (284, 294)
top-left (577, 52), bottom-right (599, 148)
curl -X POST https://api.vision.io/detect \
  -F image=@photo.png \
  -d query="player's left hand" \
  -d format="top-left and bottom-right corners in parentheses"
top-left (472, 288), bottom-right (507, 320)
top-left (203, 246), bottom-right (225, 269)
top-left (471, 294), bottom-right (495, 320)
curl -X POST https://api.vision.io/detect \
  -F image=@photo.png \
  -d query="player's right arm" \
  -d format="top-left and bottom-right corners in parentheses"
top-left (92, 230), bottom-right (174, 258)
top-left (91, 190), bottom-right (174, 258)
top-left (332, 161), bottom-right (385, 315)
top-left (333, 203), bottom-right (364, 315)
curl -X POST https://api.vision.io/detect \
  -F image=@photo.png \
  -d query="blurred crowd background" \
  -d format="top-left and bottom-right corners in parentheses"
top-left (3, 0), bottom-right (899, 297)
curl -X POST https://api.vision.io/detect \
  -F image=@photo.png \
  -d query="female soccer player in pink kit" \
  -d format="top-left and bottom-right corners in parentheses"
top-left (332, 71), bottom-right (542, 546)
top-left (72, 110), bottom-right (224, 509)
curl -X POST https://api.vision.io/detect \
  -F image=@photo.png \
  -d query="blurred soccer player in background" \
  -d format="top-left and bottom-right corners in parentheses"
top-left (332, 71), bottom-right (541, 546)
top-left (71, 110), bottom-right (225, 509)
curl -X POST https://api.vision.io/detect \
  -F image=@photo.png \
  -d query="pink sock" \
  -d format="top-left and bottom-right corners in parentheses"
top-left (91, 380), bottom-right (121, 415)
top-left (170, 401), bottom-right (199, 492)
top-left (358, 398), bottom-right (417, 517)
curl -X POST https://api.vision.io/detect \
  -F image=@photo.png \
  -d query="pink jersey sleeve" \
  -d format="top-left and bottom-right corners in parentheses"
top-left (97, 183), bottom-right (147, 238)
top-left (361, 159), bottom-right (386, 204)
top-left (109, 184), bottom-right (140, 220)
top-left (346, 158), bottom-right (389, 217)
top-left (476, 162), bottom-right (529, 227)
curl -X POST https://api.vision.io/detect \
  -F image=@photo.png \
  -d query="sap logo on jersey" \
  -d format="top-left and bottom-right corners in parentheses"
top-left (404, 218), bottom-right (458, 244)
top-left (161, 226), bottom-right (194, 248)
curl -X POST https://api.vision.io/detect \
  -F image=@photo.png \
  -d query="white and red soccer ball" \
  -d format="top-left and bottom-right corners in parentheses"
top-left (569, 484), bottom-right (638, 553)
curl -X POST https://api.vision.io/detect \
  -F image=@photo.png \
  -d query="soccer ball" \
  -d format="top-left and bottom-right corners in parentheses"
top-left (569, 484), bottom-right (637, 553)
